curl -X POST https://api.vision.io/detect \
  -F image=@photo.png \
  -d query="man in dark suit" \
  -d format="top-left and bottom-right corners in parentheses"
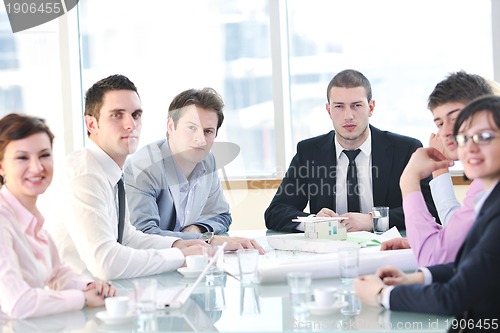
top-left (265, 69), bottom-right (437, 232)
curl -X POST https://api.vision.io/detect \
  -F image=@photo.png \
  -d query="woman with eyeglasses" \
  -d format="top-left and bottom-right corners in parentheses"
top-left (354, 95), bottom-right (500, 331)
top-left (0, 113), bottom-right (116, 319)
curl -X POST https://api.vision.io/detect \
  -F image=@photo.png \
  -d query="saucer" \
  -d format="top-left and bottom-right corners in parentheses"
top-left (96, 311), bottom-right (137, 325)
top-left (305, 301), bottom-right (347, 316)
top-left (177, 267), bottom-right (203, 278)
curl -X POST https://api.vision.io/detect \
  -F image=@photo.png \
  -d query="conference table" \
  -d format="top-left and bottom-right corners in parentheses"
top-left (1, 230), bottom-right (453, 333)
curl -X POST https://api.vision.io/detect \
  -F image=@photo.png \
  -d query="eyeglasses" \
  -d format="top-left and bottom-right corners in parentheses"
top-left (453, 132), bottom-right (498, 147)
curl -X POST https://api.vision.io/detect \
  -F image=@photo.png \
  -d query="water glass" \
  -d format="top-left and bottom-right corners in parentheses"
top-left (203, 244), bottom-right (225, 281)
top-left (237, 248), bottom-right (259, 284)
top-left (338, 247), bottom-right (359, 285)
top-left (372, 206), bottom-right (390, 234)
top-left (205, 275), bottom-right (226, 312)
top-left (287, 271), bottom-right (312, 312)
top-left (240, 284), bottom-right (261, 316)
top-left (133, 279), bottom-right (157, 314)
top-left (340, 290), bottom-right (362, 316)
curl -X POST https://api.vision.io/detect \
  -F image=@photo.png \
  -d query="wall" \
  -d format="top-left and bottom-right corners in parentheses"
top-left (224, 188), bottom-right (276, 231)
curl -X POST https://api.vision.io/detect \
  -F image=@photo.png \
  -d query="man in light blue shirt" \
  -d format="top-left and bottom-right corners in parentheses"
top-left (125, 88), bottom-right (262, 251)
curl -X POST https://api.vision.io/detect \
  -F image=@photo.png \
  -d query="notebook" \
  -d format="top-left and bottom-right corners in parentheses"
top-left (157, 242), bottom-right (227, 309)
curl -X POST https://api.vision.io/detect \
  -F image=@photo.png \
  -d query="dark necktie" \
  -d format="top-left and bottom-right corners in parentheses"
top-left (117, 178), bottom-right (125, 244)
top-left (343, 149), bottom-right (361, 213)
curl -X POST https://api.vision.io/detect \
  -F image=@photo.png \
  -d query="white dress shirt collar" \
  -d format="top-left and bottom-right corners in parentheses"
top-left (334, 127), bottom-right (372, 159)
top-left (86, 139), bottom-right (123, 185)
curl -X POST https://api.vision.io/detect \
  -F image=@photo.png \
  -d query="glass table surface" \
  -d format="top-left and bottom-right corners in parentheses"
top-left (1, 270), bottom-right (452, 333)
top-left (0, 231), bottom-right (451, 332)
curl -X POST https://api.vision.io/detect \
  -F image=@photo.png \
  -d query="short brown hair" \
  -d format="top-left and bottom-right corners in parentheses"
top-left (168, 88), bottom-right (224, 137)
top-left (326, 69), bottom-right (372, 103)
top-left (84, 74), bottom-right (139, 136)
top-left (428, 71), bottom-right (493, 111)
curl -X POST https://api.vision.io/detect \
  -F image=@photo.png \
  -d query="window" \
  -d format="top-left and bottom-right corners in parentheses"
top-left (79, 0), bottom-right (274, 178)
top-left (0, 6), bottom-right (68, 166)
top-left (78, 0), bottom-right (495, 179)
top-left (287, 0), bottom-right (493, 173)
top-left (1, 1), bottom-right (495, 180)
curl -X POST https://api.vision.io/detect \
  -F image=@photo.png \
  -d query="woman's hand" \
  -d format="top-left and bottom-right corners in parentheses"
top-left (83, 280), bottom-right (116, 307)
top-left (376, 265), bottom-right (424, 286)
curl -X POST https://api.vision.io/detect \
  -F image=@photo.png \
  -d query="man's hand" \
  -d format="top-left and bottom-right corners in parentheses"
top-left (353, 274), bottom-right (385, 306)
top-left (429, 133), bottom-right (452, 178)
top-left (316, 208), bottom-right (338, 217)
top-left (182, 225), bottom-right (203, 233)
top-left (429, 132), bottom-right (446, 155)
top-left (380, 237), bottom-right (410, 251)
top-left (340, 213), bottom-right (373, 231)
top-left (172, 239), bottom-right (207, 258)
top-left (405, 147), bottom-right (452, 180)
top-left (211, 235), bottom-right (266, 254)
top-left (400, 147), bottom-right (453, 197)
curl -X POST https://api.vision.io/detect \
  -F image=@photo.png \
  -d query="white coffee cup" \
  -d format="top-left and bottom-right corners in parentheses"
top-left (105, 296), bottom-right (130, 317)
top-left (313, 287), bottom-right (340, 307)
top-left (186, 254), bottom-right (207, 271)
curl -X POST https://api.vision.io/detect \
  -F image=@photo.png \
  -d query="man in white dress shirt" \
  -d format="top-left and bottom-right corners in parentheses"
top-left (53, 74), bottom-right (206, 280)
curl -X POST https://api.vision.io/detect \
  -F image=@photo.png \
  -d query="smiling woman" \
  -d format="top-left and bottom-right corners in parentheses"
top-left (0, 114), bottom-right (54, 203)
top-left (0, 113), bottom-right (114, 319)
top-left (455, 97), bottom-right (500, 187)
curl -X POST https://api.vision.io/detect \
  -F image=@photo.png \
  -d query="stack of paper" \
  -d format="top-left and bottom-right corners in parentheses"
top-left (291, 216), bottom-right (348, 223)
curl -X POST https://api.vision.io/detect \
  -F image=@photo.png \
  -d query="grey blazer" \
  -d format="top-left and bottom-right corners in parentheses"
top-left (124, 139), bottom-right (231, 239)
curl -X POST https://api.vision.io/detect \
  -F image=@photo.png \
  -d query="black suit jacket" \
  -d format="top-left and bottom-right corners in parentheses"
top-left (390, 181), bottom-right (500, 328)
top-left (264, 125), bottom-right (437, 232)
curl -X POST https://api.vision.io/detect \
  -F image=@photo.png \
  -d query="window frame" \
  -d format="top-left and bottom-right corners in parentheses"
top-left (55, 0), bottom-right (500, 184)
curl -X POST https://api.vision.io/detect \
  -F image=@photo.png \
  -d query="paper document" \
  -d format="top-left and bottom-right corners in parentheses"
top-left (292, 216), bottom-right (348, 223)
top-left (267, 227), bottom-right (401, 253)
top-left (223, 229), bottom-right (415, 283)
